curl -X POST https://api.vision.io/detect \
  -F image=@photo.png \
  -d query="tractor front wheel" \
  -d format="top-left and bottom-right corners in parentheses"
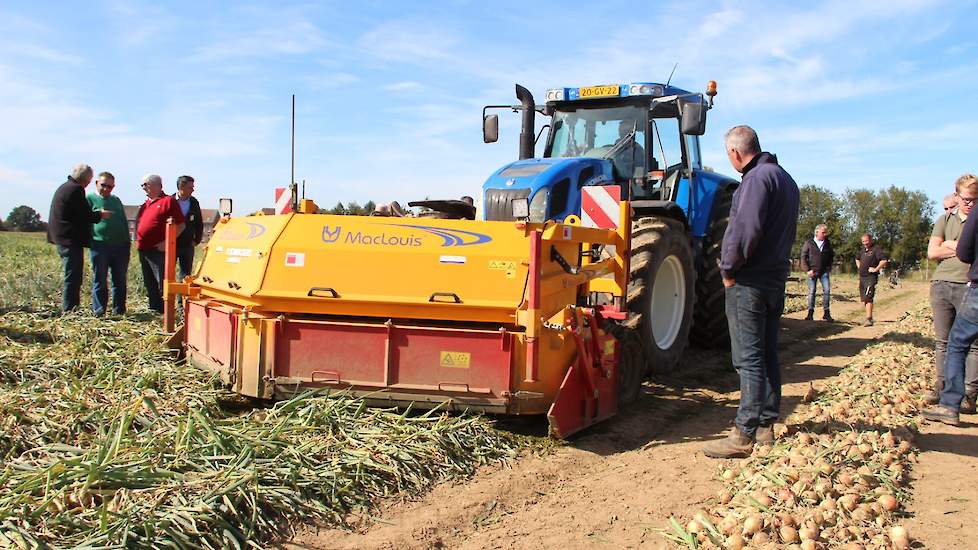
top-left (626, 217), bottom-right (695, 375)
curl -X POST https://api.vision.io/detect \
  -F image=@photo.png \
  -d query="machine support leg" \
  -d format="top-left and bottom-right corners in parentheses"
top-left (162, 218), bottom-right (177, 332)
top-left (525, 230), bottom-right (541, 383)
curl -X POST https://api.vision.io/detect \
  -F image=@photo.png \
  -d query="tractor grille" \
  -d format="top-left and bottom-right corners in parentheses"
top-left (484, 188), bottom-right (531, 221)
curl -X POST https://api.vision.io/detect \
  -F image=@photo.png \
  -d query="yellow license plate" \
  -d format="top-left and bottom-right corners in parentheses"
top-left (579, 85), bottom-right (620, 99)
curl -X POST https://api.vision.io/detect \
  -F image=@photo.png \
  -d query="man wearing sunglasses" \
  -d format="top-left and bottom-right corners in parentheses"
top-left (85, 172), bottom-right (130, 316)
top-left (944, 193), bottom-right (959, 214)
top-left (925, 174), bottom-right (978, 413)
top-left (924, 174), bottom-right (978, 426)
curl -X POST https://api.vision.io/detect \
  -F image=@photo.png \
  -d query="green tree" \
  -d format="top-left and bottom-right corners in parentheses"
top-left (325, 201), bottom-right (346, 215)
top-left (875, 185), bottom-right (933, 269)
top-left (836, 189), bottom-right (877, 265)
top-left (794, 185), bottom-right (843, 257)
top-left (363, 201), bottom-right (376, 214)
top-left (6, 205), bottom-right (44, 232)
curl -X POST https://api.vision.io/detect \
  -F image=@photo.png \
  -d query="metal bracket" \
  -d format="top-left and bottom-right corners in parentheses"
top-left (550, 246), bottom-right (579, 275)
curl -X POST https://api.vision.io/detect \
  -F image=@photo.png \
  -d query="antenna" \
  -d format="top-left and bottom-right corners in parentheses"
top-left (666, 63), bottom-right (679, 87)
top-left (290, 94), bottom-right (298, 211)
top-left (302, 179), bottom-right (305, 200)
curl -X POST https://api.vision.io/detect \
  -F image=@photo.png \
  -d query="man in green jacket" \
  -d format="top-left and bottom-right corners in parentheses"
top-left (86, 172), bottom-right (130, 315)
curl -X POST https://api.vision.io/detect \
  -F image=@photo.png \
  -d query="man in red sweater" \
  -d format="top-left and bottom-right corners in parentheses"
top-left (135, 174), bottom-right (184, 313)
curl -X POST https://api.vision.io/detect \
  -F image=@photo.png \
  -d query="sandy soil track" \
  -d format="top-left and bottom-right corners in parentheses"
top-left (288, 280), bottom-right (975, 549)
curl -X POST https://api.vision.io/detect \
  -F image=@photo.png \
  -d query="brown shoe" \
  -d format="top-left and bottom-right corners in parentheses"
top-left (922, 405), bottom-right (960, 426)
top-left (704, 427), bottom-right (754, 458)
top-left (961, 394), bottom-right (977, 415)
top-left (755, 424), bottom-right (774, 445)
top-left (923, 390), bottom-right (939, 405)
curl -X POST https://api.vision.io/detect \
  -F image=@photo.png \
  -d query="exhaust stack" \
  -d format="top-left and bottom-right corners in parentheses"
top-left (516, 84), bottom-right (535, 160)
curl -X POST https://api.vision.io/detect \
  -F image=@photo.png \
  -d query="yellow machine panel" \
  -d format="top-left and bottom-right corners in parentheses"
top-left (200, 214), bottom-right (531, 324)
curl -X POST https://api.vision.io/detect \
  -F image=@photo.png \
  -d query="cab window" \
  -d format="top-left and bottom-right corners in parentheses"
top-left (685, 135), bottom-right (702, 170)
top-left (650, 118), bottom-right (682, 171)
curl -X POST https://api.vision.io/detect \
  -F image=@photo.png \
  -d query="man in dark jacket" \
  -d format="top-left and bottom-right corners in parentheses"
top-left (704, 126), bottom-right (799, 459)
top-left (47, 164), bottom-right (112, 312)
top-left (800, 224), bottom-right (835, 321)
top-left (172, 175), bottom-right (203, 281)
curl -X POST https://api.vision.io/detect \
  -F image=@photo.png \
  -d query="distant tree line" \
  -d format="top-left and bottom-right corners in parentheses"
top-left (794, 185), bottom-right (934, 271)
top-left (319, 201), bottom-right (378, 216)
top-left (2, 205), bottom-right (46, 232)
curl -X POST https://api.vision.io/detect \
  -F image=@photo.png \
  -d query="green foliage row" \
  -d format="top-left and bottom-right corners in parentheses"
top-left (794, 185), bottom-right (935, 268)
top-left (0, 233), bottom-right (518, 548)
top-left (318, 200), bottom-right (378, 216)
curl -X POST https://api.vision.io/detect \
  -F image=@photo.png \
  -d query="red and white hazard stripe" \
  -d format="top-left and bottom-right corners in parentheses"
top-left (581, 185), bottom-right (621, 229)
top-left (274, 187), bottom-right (293, 215)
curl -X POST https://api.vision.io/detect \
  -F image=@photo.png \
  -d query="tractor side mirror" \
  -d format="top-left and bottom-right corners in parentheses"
top-left (483, 114), bottom-right (499, 143)
top-left (680, 100), bottom-right (707, 136)
top-left (219, 198), bottom-right (233, 217)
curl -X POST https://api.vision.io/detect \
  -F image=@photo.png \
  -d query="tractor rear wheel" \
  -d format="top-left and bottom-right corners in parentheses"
top-left (690, 186), bottom-right (734, 349)
top-left (626, 217), bottom-right (695, 375)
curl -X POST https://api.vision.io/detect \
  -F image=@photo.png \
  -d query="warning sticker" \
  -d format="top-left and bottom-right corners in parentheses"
top-left (488, 260), bottom-right (518, 279)
top-left (439, 351), bottom-right (471, 369)
top-left (603, 339), bottom-right (616, 357)
top-left (285, 252), bottom-right (305, 267)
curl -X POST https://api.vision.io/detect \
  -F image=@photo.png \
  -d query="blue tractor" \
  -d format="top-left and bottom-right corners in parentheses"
top-left (481, 82), bottom-right (738, 374)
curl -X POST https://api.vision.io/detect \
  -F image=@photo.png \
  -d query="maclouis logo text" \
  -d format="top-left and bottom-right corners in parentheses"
top-left (321, 224), bottom-right (492, 248)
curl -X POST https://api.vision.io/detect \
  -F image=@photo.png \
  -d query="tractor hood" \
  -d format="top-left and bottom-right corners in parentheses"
top-left (482, 157), bottom-right (613, 221)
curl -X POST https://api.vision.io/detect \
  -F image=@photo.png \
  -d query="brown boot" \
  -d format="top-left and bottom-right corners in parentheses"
top-left (755, 424), bottom-right (774, 445)
top-left (704, 427), bottom-right (754, 458)
top-left (961, 393), bottom-right (977, 414)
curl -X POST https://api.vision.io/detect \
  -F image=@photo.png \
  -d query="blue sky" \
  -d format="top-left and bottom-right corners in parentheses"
top-left (1, 0), bottom-right (975, 221)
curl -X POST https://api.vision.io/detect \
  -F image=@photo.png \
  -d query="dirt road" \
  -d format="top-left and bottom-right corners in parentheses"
top-left (289, 280), bottom-right (974, 549)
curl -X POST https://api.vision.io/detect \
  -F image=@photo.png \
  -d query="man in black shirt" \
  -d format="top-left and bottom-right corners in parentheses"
top-left (47, 164), bottom-right (112, 312)
top-left (855, 233), bottom-right (888, 326)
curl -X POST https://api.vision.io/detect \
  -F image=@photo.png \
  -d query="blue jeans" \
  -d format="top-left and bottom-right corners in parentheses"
top-left (176, 246), bottom-right (195, 281)
top-left (56, 244), bottom-right (84, 312)
top-left (807, 272), bottom-right (831, 311)
top-left (940, 285), bottom-right (978, 409)
top-left (138, 249), bottom-right (165, 313)
top-left (90, 243), bottom-right (130, 315)
top-left (726, 281), bottom-right (786, 437)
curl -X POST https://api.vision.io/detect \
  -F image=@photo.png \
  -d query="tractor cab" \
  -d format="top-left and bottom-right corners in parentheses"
top-left (481, 82), bottom-right (715, 231)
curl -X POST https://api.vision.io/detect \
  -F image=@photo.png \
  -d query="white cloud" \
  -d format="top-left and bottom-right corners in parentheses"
top-left (190, 8), bottom-right (332, 62)
top-left (383, 81), bottom-right (423, 92)
top-left (306, 72), bottom-right (361, 89)
top-left (358, 19), bottom-right (460, 62)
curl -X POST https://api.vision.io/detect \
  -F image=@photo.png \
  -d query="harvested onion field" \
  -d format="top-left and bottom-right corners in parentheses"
top-left (0, 233), bottom-right (517, 548)
top-left (2, 232), bottom-right (974, 550)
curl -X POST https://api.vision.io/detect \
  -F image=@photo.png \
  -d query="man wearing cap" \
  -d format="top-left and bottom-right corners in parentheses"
top-left (135, 174), bottom-right (184, 313)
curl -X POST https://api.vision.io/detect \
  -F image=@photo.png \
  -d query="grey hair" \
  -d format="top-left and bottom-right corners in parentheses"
top-left (724, 125), bottom-right (761, 155)
top-left (71, 163), bottom-right (93, 180)
top-left (944, 193), bottom-right (958, 206)
top-left (814, 224), bottom-right (828, 234)
top-left (141, 173), bottom-right (163, 186)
